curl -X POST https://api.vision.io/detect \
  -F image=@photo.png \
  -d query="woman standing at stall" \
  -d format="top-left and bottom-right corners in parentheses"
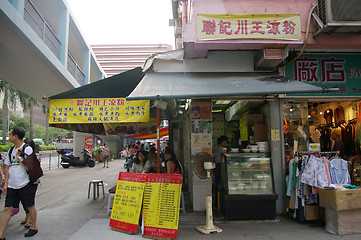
top-left (165, 149), bottom-right (183, 175)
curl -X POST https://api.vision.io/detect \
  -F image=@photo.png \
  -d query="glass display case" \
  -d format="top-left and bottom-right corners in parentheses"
top-left (222, 153), bottom-right (277, 220)
top-left (225, 153), bottom-right (274, 195)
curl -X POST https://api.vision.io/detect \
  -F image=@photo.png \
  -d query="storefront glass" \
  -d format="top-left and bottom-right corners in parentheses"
top-left (283, 99), bottom-right (360, 183)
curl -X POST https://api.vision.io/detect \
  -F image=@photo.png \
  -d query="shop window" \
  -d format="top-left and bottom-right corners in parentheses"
top-left (283, 100), bottom-right (359, 160)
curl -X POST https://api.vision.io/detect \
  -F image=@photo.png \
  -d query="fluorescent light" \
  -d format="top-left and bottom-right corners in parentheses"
top-left (212, 110), bottom-right (222, 113)
top-left (215, 100), bottom-right (231, 105)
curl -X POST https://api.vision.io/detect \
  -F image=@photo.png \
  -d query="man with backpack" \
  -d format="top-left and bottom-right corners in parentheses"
top-left (0, 127), bottom-right (38, 239)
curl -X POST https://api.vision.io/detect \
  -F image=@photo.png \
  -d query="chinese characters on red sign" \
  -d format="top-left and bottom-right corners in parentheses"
top-left (203, 19), bottom-right (296, 36)
top-left (198, 14), bottom-right (301, 41)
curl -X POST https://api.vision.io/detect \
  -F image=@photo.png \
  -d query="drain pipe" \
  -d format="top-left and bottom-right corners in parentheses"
top-left (280, 4), bottom-right (318, 67)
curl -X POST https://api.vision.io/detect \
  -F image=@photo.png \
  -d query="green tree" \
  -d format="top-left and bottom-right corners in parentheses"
top-left (17, 90), bottom-right (39, 139)
top-left (0, 79), bottom-right (23, 144)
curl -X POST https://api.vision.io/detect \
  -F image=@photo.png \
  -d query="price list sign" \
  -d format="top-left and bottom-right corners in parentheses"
top-left (143, 174), bottom-right (183, 239)
top-left (109, 172), bottom-right (146, 234)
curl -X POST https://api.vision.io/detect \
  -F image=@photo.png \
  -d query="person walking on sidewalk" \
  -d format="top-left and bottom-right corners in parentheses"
top-left (102, 143), bottom-right (110, 168)
top-left (0, 127), bottom-right (39, 239)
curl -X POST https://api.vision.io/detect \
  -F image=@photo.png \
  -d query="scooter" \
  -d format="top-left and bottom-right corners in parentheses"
top-left (57, 149), bottom-right (95, 168)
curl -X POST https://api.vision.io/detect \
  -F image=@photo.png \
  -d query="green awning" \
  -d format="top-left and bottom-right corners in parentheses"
top-left (49, 67), bottom-right (144, 99)
top-left (48, 67), bottom-right (146, 135)
top-left (127, 72), bottom-right (327, 100)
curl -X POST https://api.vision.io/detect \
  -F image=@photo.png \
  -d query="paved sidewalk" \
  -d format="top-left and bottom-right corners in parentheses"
top-left (0, 158), bottom-right (360, 240)
top-left (68, 213), bottom-right (361, 240)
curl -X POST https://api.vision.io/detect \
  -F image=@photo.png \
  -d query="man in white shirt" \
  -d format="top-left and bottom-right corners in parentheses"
top-left (0, 127), bottom-right (38, 239)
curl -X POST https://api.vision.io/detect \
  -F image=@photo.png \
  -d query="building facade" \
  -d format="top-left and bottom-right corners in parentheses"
top-left (0, 0), bottom-right (104, 105)
top-left (162, 0), bottom-right (361, 217)
top-left (92, 44), bottom-right (173, 77)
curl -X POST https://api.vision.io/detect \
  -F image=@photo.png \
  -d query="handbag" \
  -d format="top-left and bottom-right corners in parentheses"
top-left (22, 146), bottom-right (43, 183)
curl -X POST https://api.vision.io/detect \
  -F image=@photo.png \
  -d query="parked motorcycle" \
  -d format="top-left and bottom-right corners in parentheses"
top-left (57, 149), bottom-right (95, 168)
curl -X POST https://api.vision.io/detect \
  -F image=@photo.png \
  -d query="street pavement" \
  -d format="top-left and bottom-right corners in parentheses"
top-left (0, 158), bottom-right (360, 240)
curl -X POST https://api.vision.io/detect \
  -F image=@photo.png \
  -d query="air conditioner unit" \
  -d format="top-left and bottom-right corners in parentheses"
top-left (315, 0), bottom-right (361, 34)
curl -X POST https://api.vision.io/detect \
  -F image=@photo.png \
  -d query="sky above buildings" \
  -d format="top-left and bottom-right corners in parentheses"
top-left (66, 0), bottom-right (175, 46)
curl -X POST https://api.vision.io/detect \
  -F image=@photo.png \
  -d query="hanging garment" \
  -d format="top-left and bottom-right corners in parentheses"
top-left (286, 158), bottom-right (296, 197)
top-left (310, 128), bottom-right (321, 143)
top-left (320, 128), bottom-right (332, 152)
top-left (329, 158), bottom-right (351, 184)
top-left (334, 106), bottom-right (345, 126)
top-left (323, 157), bottom-right (332, 186)
top-left (324, 109), bottom-right (333, 125)
top-left (300, 155), bottom-right (329, 188)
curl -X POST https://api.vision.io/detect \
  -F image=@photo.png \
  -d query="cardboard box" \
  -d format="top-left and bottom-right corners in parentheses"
top-left (325, 208), bottom-right (361, 236)
top-left (305, 205), bottom-right (319, 221)
top-left (253, 123), bottom-right (267, 142)
top-left (319, 188), bottom-right (361, 211)
top-left (246, 114), bottom-right (264, 125)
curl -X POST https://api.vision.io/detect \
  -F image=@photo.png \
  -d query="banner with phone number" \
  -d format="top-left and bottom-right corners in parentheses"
top-left (109, 172), bottom-right (146, 234)
top-left (143, 174), bottom-right (183, 239)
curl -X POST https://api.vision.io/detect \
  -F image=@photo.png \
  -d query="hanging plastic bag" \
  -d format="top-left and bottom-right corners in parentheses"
top-left (11, 207), bottom-right (19, 216)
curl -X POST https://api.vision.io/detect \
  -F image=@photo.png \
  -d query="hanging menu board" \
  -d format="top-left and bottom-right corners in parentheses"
top-left (109, 172), bottom-right (146, 234)
top-left (143, 174), bottom-right (183, 239)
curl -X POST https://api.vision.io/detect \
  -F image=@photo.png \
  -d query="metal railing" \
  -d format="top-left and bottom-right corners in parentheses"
top-left (23, 0), bottom-right (61, 58)
top-left (67, 53), bottom-right (85, 85)
top-left (38, 151), bottom-right (61, 170)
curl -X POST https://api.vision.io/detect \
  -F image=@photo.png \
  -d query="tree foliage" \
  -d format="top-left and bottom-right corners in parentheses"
top-left (0, 109), bottom-right (72, 143)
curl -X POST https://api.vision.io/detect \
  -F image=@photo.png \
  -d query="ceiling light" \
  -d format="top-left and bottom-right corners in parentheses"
top-left (215, 100), bottom-right (231, 105)
top-left (212, 110), bottom-right (222, 113)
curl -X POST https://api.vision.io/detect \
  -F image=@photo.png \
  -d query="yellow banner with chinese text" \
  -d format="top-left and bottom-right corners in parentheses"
top-left (197, 14), bottom-right (301, 41)
top-left (49, 98), bottom-right (149, 124)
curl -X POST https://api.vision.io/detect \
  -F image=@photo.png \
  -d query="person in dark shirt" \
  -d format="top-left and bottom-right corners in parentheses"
top-left (331, 131), bottom-right (344, 159)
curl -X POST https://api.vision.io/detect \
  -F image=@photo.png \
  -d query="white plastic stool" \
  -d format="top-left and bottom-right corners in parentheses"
top-left (88, 180), bottom-right (105, 199)
top-left (179, 192), bottom-right (185, 214)
top-left (107, 193), bottom-right (116, 216)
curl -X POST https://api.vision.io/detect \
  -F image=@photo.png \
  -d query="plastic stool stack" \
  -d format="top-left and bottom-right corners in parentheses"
top-left (88, 180), bottom-right (105, 200)
top-left (107, 193), bottom-right (116, 216)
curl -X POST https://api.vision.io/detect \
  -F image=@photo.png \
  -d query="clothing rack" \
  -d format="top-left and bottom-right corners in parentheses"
top-left (348, 118), bottom-right (357, 124)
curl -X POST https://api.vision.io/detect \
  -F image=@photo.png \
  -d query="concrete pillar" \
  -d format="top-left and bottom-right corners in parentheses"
top-left (58, 5), bottom-right (69, 65)
top-left (73, 131), bottom-right (87, 157)
top-left (82, 48), bottom-right (91, 85)
top-left (12, 0), bottom-right (25, 18)
top-left (269, 98), bottom-right (286, 214)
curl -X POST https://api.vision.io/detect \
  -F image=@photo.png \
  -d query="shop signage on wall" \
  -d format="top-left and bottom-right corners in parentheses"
top-left (197, 14), bottom-right (301, 41)
top-left (49, 98), bottom-right (149, 124)
top-left (285, 53), bottom-right (361, 96)
top-left (191, 100), bottom-right (213, 155)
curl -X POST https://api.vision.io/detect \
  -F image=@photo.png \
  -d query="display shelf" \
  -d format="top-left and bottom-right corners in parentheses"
top-left (222, 152), bottom-right (277, 220)
top-left (224, 153), bottom-right (274, 195)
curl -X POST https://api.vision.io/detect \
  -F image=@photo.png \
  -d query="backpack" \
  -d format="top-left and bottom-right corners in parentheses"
top-left (9, 144), bottom-right (43, 183)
